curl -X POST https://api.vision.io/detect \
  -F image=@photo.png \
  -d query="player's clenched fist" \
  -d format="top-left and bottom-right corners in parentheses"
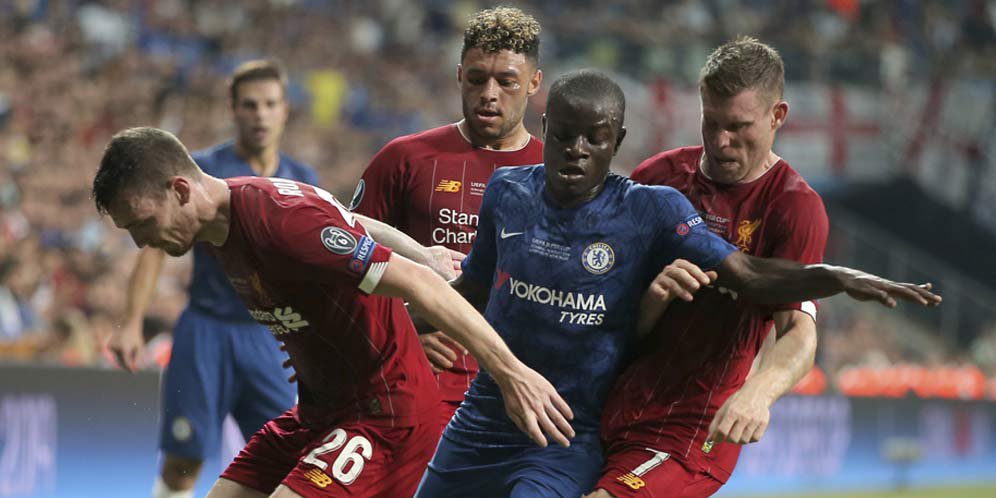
top-left (492, 362), bottom-right (575, 448)
top-left (647, 259), bottom-right (718, 303)
top-left (638, 259), bottom-right (718, 337)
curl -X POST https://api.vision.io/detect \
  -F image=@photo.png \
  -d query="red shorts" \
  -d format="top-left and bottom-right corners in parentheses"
top-left (438, 399), bottom-right (460, 434)
top-left (595, 446), bottom-right (723, 498)
top-left (221, 408), bottom-right (438, 497)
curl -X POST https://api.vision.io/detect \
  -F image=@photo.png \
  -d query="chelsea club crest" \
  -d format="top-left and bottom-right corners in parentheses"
top-left (582, 242), bottom-right (615, 275)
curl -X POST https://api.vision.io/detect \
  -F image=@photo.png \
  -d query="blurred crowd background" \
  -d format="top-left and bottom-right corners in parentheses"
top-left (0, 0), bottom-right (994, 400)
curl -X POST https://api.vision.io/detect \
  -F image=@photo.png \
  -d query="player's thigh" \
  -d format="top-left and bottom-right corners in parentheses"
top-left (160, 308), bottom-right (236, 459)
top-left (205, 477), bottom-right (269, 498)
top-left (508, 444), bottom-right (604, 498)
top-left (231, 321), bottom-right (296, 438)
top-left (221, 409), bottom-right (311, 495)
top-left (414, 436), bottom-right (515, 498)
top-left (282, 419), bottom-right (436, 498)
top-left (595, 446), bottom-right (722, 498)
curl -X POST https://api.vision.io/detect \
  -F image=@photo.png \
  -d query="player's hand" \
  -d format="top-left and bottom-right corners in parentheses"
top-left (707, 382), bottom-right (771, 446)
top-left (107, 316), bottom-right (145, 373)
top-left (419, 331), bottom-right (467, 373)
top-left (493, 362), bottom-right (575, 448)
top-left (426, 245), bottom-right (465, 281)
top-left (647, 259), bottom-right (718, 302)
top-left (837, 268), bottom-right (941, 308)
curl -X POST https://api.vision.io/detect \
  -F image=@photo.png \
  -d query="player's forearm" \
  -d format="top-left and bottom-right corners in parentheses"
top-left (745, 318), bottom-right (817, 406)
top-left (355, 214), bottom-right (434, 268)
top-left (635, 290), bottom-right (670, 338)
top-left (718, 252), bottom-right (844, 304)
top-left (403, 266), bottom-right (521, 377)
top-left (124, 247), bottom-right (166, 322)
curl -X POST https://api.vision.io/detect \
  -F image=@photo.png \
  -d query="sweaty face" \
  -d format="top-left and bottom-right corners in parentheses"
top-left (109, 188), bottom-right (197, 257)
top-left (233, 79), bottom-right (288, 153)
top-left (542, 97), bottom-right (624, 207)
top-left (458, 48), bottom-right (540, 145)
top-left (700, 87), bottom-right (785, 184)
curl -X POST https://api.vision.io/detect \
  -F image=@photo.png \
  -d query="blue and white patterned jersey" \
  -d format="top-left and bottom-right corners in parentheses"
top-left (449, 165), bottom-right (736, 447)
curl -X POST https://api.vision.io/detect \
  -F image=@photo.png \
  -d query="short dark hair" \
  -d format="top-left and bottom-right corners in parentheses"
top-left (547, 69), bottom-right (626, 127)
top-left (699, 36), bottom-right (784, 102)
top-left (92, 127), bottom-right (201, 215)
top-left (461, 6), bottom-right (541, 64)
top-left (228, 59), bottom-right (287, 105)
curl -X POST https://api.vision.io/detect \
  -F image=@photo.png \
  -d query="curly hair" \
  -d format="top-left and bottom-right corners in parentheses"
top-left (462, 6), bottom-right (541, 63)
top-left (699, 36), bottom-right (784, 102)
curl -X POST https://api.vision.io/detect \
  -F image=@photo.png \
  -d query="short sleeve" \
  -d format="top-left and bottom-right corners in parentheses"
top-left (460, 171), bottom-right (502, 286)
top-left (249, 184), bottom-right (394, 294)
top-left (764, 191), bottom-right (829, 318)
top-left (647, 186), bottom-right (737, 270)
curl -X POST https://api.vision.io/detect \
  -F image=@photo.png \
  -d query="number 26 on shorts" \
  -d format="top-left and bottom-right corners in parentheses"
top-left (302, 428), bottom-right (373, 486)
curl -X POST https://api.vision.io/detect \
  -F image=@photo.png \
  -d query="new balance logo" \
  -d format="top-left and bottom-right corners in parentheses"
top-left (435, 179), bottom-right (462, 192)
top-left (274, 307), bottom-right (310, 331)
top-left (500, 228), bottom-right (524, 239)
top-left (617, 473), bottom-right (646, 490)
top-left (304, 468), bottom-right (332, 488)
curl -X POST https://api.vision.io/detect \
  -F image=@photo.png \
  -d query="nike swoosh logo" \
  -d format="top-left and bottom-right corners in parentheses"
top-left (500, 228), bottom-right (524, 239)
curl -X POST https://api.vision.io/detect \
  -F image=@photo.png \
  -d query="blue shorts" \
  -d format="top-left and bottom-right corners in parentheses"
top-left (159, 307), bottom-right (296, 459)
top-left (414, 433), bottom-right (604, 498)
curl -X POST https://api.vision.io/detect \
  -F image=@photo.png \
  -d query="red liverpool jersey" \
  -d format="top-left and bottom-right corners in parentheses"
top-left (352, 123), bottom-right (543, 404)
top-left (601, 146), bottom-right (828, 482)
top-left (210, 177), bottom-right (439, 428)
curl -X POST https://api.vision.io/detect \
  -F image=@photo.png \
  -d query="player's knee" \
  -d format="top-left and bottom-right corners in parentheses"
top-left (161, 454), bottom-right (204, 490)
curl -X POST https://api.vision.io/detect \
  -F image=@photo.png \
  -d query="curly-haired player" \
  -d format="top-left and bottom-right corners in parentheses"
top-left (352, 6), bottom-right (544, 436)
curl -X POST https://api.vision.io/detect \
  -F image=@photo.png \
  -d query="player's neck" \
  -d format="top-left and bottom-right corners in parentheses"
top-left (456, 120), bottom-right (531, 151)
top-left (739, 151), bottom-right (781, 184)
top-left (197, 176), bottom-right (233, 247)
top-left (234, 140), bottom-right (280, 177)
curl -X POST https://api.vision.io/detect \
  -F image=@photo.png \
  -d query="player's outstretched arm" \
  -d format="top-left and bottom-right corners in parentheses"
top-left (355, 213), bottom-right (464, 280)
top-left (637, 259), bottom-right (717, 337)
top-left (708, 310), bottom-right (817, 445)
top-left (111, 247), bottom-right (166, 372)
top-left (375, 252), bottom-right (576, 448)
top-left (715, 252), bottom-right (941, 308)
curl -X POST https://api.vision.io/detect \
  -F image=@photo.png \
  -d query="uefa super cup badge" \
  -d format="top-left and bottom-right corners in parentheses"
top-left (582, 242), bottom-right (615, 275)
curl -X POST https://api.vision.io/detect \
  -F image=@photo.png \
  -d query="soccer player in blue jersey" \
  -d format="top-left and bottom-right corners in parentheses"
top-left (414, 70), bottom-right (940, 498)
top-left (107, 60), bottom-right (314, 498)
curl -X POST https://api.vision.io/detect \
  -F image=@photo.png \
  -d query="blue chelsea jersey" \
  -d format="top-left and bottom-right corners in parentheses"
top-left (450, 165), bottom-right (736, 447)
top-left (188, 142), bottom-right (319, 321)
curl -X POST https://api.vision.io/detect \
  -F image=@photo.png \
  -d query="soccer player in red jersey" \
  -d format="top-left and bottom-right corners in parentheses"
top-left (589, 37), bottom-right (888, 498)
top-left (351, 6), bottom-right (544, 431)
top-left (92, 127), bottom-right (575, 498)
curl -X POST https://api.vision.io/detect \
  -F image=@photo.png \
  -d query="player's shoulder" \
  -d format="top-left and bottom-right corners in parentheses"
top-left (631, 146), bottom-right (702, 185)
top-left (488, 164), bottom-right (544, 192)
top-left (622, 176), bottom-right (686, 205)
top-left (766, 159), bottom-right (825, 208)
top-left (190, 141), bottom-right (234, 173)
top-left (228, 176), bottom-right (310, 208)
top-left (377, 124), bottom-right (462, 158)
top-left (278, 152), bottom-right (316, 177)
